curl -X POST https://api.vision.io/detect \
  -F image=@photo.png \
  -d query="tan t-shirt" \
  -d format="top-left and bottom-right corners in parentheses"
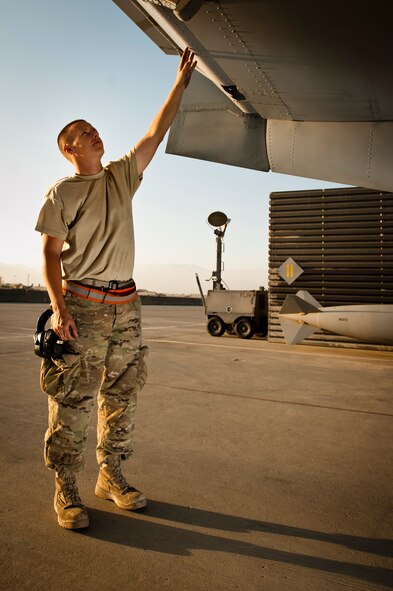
top-left (35, 149), bottom-right (141, 282)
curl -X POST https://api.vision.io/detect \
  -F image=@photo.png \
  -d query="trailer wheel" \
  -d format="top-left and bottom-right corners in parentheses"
top-left (235, 318), bottom-right (255, 339)
top-left (207, 316), bottom-right (226, 337)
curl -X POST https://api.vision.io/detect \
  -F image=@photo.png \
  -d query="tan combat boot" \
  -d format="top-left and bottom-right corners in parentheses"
top-left (95, 456), bottom-right (147, 510)
top-left (54, 469), bottom-right (89, 530)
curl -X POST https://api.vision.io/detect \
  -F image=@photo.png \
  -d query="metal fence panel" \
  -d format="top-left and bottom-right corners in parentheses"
top-left (268, 187), bottom-right (393, 350)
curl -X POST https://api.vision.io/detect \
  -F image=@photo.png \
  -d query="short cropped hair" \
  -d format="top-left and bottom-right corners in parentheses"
top-left (57, 119), bottom-right (87, 154)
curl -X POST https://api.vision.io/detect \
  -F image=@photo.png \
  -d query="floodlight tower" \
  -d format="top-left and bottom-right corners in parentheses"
top-left (207, 211), bottom-right (230, 290)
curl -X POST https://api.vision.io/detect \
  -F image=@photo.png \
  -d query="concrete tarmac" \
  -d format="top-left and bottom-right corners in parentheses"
top-left (0, 303), bottom-right (392, 591)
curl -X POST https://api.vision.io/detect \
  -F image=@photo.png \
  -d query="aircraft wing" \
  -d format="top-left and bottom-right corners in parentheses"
top-left (113, 0), bottom-right (393, 190)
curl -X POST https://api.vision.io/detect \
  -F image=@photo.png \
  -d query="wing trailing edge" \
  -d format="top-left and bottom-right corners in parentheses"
top-left (166, 71), bottom-right (269, 171)
top-left (267, 120), bottom-right (393, 193)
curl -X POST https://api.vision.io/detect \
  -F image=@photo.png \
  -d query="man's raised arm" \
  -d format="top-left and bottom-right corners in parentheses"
top-left (135, 47), bottom-right (197, 176)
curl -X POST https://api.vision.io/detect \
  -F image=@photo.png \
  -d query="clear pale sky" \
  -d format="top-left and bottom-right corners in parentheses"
top-left (0, 0), bottom-right (345, 293)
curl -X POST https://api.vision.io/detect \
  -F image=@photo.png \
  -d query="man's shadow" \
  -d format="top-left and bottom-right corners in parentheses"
top-left (82, 499), bottom-right (393, 588)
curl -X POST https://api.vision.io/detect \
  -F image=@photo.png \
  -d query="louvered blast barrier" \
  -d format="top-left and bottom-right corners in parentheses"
top-left (268, 187), bottom-right (393, 350)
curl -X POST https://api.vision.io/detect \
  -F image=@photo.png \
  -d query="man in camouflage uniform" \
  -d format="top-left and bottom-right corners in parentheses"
top-left (35, 48), bottom-right (196, 529)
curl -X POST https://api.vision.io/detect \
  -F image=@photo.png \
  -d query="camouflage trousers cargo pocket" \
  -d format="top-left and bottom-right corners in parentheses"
top-left (40, 349), bottom-right (82, 401)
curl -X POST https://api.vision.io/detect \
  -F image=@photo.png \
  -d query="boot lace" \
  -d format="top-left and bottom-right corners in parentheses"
top-left (111, 461), bottom-right (135, 493)
top-left (62, 476), bottom-right (81, 504)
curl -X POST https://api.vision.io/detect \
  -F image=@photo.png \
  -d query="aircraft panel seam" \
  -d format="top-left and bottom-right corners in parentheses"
top-left (367, 127), bottom-right (374, 180)
top-left (212, 0), bottom-right (293, 119)
top-left (266, 120), bottom-right (274, 171)
top-left (290, 122), bottom-right (297, 172)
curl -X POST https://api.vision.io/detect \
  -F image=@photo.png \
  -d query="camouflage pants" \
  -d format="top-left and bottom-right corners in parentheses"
top-left (40, 292), bottom-right (148, 472)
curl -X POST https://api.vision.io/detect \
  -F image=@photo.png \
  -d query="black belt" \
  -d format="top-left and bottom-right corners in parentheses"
top-left (71, 278), bottom-right (135, 292)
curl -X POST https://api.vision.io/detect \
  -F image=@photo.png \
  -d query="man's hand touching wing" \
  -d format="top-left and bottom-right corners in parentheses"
top-left (175, 47), bottom-right (197, 90)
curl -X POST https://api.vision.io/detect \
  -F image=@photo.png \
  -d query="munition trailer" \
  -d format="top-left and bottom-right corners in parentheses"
top-left (202, 287), bottom-right (268, 339)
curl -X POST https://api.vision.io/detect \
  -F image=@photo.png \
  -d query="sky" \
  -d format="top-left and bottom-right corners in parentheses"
top-left (0, 0), bottom-right (345, 293)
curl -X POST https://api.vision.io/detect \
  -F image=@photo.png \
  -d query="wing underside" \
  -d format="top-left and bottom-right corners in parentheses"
top-left (114, 0), bottom-right (393, 190)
